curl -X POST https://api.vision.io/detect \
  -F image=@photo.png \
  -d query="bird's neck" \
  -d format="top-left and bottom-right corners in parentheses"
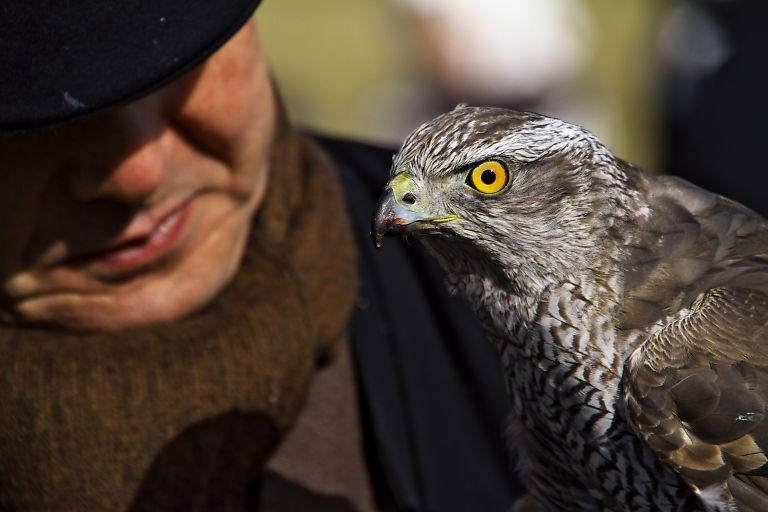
top-left (444, 258), bottom-right (548, 336)
top-left (448, 249), bottom-right (642, 374)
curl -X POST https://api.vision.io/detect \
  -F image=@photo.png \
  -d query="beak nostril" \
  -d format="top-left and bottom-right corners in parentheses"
top-left (402, 192), bottom-right (416, 205)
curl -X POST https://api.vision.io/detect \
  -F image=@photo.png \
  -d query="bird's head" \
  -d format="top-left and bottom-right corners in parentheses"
top-left (372, 106), bottom-right (631, 294)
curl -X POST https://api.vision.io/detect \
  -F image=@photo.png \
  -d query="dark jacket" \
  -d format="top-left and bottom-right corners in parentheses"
top-left (317, 136), bottom-right (523, 512)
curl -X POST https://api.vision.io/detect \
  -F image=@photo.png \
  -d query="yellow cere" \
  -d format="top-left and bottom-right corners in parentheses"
top-left (390, 172), bottom-right (415, 204)
top-left (467, 160), bottom-right (509, 194)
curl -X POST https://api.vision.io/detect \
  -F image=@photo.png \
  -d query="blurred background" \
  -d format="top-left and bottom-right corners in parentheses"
top-left (258, 0), bottom-right (768, 216)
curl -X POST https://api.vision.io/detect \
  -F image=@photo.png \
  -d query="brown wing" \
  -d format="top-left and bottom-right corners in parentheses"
top-left (616, 166), bottom-right (768, 332)
top-left (623, 287), bottom-right (768, 510)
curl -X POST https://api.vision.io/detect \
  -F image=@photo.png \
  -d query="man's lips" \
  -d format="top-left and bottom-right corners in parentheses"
top-left (64, 199), bottom-right (193, 273)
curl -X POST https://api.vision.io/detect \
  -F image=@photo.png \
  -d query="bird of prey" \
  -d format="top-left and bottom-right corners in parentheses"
top-left (372, 106), bottom-right (768, 511)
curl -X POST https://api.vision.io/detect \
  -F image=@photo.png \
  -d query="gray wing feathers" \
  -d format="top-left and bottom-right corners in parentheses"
top-left (618, 168), bottom-right (768, 330)
top-left (619, 170), bottom-right (768, 507)
top-left (624, 288), bottom-right (768, 508)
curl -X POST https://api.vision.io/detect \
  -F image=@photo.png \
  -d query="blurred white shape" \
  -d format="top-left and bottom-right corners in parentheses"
top-left (397, 0), bottom-right (591, 100)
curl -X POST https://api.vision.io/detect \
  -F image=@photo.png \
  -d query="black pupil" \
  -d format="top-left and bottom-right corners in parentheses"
top-left (480, 168), bottom-right (497, 185)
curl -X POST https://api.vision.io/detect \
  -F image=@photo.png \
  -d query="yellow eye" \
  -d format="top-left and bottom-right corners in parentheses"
top-left (466, 160), bottom-right (509, 194)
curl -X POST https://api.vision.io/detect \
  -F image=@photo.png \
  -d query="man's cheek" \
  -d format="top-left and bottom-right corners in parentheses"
top-left (0, 208), bottom-right (30, 280)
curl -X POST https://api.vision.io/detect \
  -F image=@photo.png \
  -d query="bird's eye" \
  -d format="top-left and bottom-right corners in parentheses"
top-left (466, 160), bottom-right (509, 194)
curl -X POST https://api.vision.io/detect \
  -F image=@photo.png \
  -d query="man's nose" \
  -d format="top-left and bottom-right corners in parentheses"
top-left (63, 94), bottom-right (170, 204)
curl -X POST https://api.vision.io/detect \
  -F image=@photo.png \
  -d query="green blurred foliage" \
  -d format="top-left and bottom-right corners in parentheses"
top-left (582, 0), bottom-right (670, 171)
top-left (258, 0), bottom-right (422, 143)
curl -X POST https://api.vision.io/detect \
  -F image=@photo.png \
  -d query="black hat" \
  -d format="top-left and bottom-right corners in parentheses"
top-left (0, 0), bottom-right (262, 132)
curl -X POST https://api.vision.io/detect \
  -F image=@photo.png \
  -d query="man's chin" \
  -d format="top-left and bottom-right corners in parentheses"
top-left (8, 274), bottom-right (228, 332)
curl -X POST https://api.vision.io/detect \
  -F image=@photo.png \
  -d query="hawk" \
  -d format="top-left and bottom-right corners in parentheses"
top-left (372, 106), bottom-right (768, 511)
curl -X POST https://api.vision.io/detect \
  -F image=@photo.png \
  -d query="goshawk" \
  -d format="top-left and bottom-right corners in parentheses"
top-left (372, 106), bottom-right (768, 511)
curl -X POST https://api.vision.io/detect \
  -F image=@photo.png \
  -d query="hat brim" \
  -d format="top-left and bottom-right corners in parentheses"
top-left (0, 0), bottom-right (262, 132)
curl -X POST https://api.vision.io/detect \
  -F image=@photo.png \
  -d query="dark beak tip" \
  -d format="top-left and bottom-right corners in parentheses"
top-left (370, 230), bottom-right (384, 249)
top-left (372, 188), bottom-right (395, 249)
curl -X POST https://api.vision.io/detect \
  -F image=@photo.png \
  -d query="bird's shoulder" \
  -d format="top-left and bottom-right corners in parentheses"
top-left (617, 163), bottom-right (768, 331)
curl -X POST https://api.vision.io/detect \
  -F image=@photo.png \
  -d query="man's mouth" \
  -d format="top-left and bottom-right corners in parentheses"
top-left (64, 199), bottom-right (193, 275)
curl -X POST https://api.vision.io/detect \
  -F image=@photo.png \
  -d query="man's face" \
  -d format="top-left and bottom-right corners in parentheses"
top-left (0, 21), bottom-right (276, 331)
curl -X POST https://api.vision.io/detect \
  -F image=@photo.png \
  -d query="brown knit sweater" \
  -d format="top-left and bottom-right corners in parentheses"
top-left (0, 118), bottom-right (361, 511)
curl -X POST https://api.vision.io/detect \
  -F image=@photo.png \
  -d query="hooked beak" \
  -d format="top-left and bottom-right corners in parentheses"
top-left (371, 187), bottom-right (427, 248)
top-left (371, 174), bottom-right (460, 248)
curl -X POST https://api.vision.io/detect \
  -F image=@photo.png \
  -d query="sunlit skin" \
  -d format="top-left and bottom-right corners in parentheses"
top-left (0, 20), bottom-right (276, 331)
